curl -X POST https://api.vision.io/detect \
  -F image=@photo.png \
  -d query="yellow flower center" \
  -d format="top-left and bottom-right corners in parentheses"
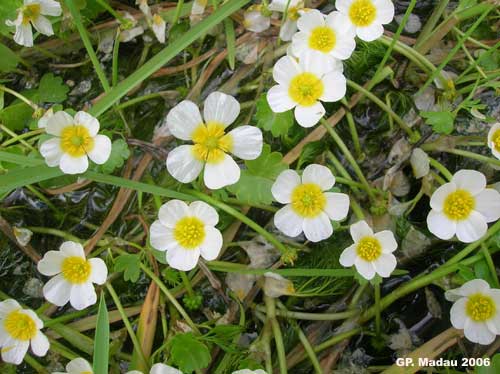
top-left (492, 129), bottom-right (500, 151)
top-left (4, 310), bottom-right (37, 341)
top-left (60, 125), bottom-right (94, 157)
top-left (191, 122), bottom-right (233, 164)
top-left (288, 73), bottom-right (324, 107)
top-left (153, 14), bottom-right (163, 25)
top-left (22, 3), bottom-right (41, 25)
top-left (288, 6), bottom-right (301, 21)
top-left (466, 294), bottom-right (496, 322)
top-left (291, 183), bottom-right (326, 218)
top-left (443, 189), bottom-right (475, 221)
top-left (356, 237), bottom-right (382, 261)
top-left (173, 216), bottom-right (206, 249)
top-left (309, 26), bottom-right (336, 53)
top-left (61, 256), bottom-right (92, 284)
top-left (349, 0), bottom-right (377, 27)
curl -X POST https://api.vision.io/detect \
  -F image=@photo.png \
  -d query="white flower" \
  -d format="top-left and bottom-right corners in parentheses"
top-left (38, 107), bottom-right (54, 128)
top-left (126, 363), bottom-right (183, 374)
top-left (6, 0), bottom-right (62, 47)
top-left (166, 92), bottom-right (263, 189)
top-left (339, 220), bottom-right (397, 280)
top-left (226, 273), bottom-right (256, 300)
top-left (335, 0), bottom-right (394, 42)
top-left (426, 170), bottom-right (500, 243)
top-left (149, 200), bottom-right (223, 271)
top-left (263, 272), bottom-right (295, 298)
top-left (52, 357), bottom-right (93, 374)
top-left (267, 53), bottom-right (346, 128)
top-left (269, 0), bottom-right (306, 41)
top-left (39, 111), bottom-right (112, 175)
top-left (232, 370), bottom-right (267, 374)
top-left (191, 0), bottom-right (207, 16)
top-left (119, 12), bottom-right (145, 42)
top-left (487, 123), bottom-right (500, 160)
top-left (244, 5), bottom-right (271, 33)
top-left (291, 9), bottom-right (356, 69)
top-left (136, 0), bottom-right (152, 18)
top-left (445, 279), bottom-right (500, 345)
top-left (0, 299), bottom-right (49, 365)
top-left (271, 164), bottom-right (350, 242)
top-left (151, 14), bottom-right (166, 43)
top-left (37, 241), bottom-right (108, 310)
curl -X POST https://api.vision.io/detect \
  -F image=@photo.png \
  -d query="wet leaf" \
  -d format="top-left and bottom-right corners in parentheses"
top-left (170, 332), bottom-right (211, 373)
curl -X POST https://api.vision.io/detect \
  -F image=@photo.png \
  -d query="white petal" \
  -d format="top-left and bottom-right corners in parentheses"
top-left (350, 220), bottom-right (373, 242)
top-left (39, 0), bottom-right (62, 16)
top-left (60, 241), bottom-right (85, 258)
top-left (267, 85), bottom-right (296, 113)
top-left (13, 23), bottom-right (33, 47)
top-left (43, 274), bottom-right (71, 306)
top-left (429, 182), bottom-right (456, 211)
top-left (199, 226), bottom-right (223, 261)
top-left (22, 309), bottom-right (43, 329)
top-left (449, 298), bottom-right (468, 329)
top-left (0, 300), bottom-right (21, 319)
top-left (339, 244), bottom-right (357, 267)
top-left (166, 101), bottom-right (203, 140)
top-left (66, 358), bottom-right (93, 373)
top-left (203, 154), bottom-right (240, 189)
top-left (324, 192), bottom-right (350, 221)
top-left (297, 9), bottom-right (325, 32)
top-left (280, 19), bottom-right (297, 41)
top-left (373, 253), bottom-right (397, 277)
top-left (460, 279), bottom-right (491, 296)
top-left (32, 15), bottom-right (53, 36)
top-left (70, 282), bottom-right (97, 310)
top-left (357, 23), bottom-right (384, 42)
top-left (30, 332), bottom-right (49, 357)
top-left (326, 11), bottom-right (356, 38)
top-left (320, 71), bottom-right (347, 102)
top-left (464, 320), bottom-right (496, 345)
top-left (271, 170), bottom-right (301, 204)
top-left (354, 257), bottom-right (376, 280)
top-left (474, 189), bottom-right (500, 222)
top-left (228, 126), bottom-right (263, 160)
top-left (150, 363), bottom-right (183, 374)
top-left (374, 0), bottom-right (395, 24)
top-left (273, 56), bottom-right (301, 85)
top-left (455, 211), bottom-right (488, 243)
top-left (74, 111), bottom-right (99, 137)
top-left (294, 102), bottom-right (325, 128)
top-left (302, 164), bottom-right (335, 190)
top-left (150, 221), bottom-right (178, 251)
top-left (427, 210), bottom-right (456, 240)
top-left (59, 154), bottom-right (89, 174)
top-left (1, 340), bottom-right (29, 365)
top-left (166, 145), bottom-right (204, 183)
top-left (335, 0), bottom-right (352, 13)
top-left (166, 247), bottom-right (200, 271)
top-left (299, 51), bottom-right (328, 77)
top-left (37, 250), bottom-right (64, 276)
top-left (203, 92), bottom-right (240, 127)
top-left (158, 200), bottom-right (190, 227)
top-left (452, 169), bottom-right (486, 195)
top-left (268, 0), bottom-right (288, 11)
top-left (189, 201), bottom-right (219, 226)
top-left (374, 230), bottom-right (398, 253)
top-left (290, 31), bottom-right (308, 57)
top-left (40, 137), bottom-right (63, 167)
top-left (274, 205), bottom-right (304, 238)
top-left (152, 17), bottom-right (166, 43)
top-left (302, 213), bottom-right (333, 242)
top-left (89, 258), bottom-right (107, 285)
top-left (87, 135), bottom-right (112, 165)
top-left (45, 111), bottom-right (74, 136)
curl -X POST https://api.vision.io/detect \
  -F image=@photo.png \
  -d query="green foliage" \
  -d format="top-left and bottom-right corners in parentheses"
top-left (475, 354), bottom-right (500, 374)
top-left (0, 100), bottom-right (34, 131)
top-left (297, 141), bottom-right (325, 169)
top-left (227, 144), bottom-right (287, 205)
top-left (183, 293), bottom-right (203, 311)
top-left (114, 254), bottom-right (141, 283)
top-left (200, 325), bottom-right (242, 353)
top-left (97, 139), bottom-right (130, 174)
top-left (0, 43), bottom-right (21, 72)
top-left (420, 111), bottom-right (455, 135)
top-left (0, 0), bottom-right (20, 36)
top-left (474, 260), bottom-right (496, 287)
top-left (162, 267), bottom-right (181, 286)
top-left (254, 94), bottom-right (294, 137)
top-left (38, 73), bottom-right (69, 103)
top-left (170, 333), bottom-right (211, 373)
top-left (93, 294), bottom-right (110, 374)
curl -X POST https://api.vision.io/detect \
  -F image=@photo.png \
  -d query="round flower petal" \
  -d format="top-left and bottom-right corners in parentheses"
top-left (429, 182), bottom-right (456, 211)
top-left (158, 200), bottom-right (190, 228)
top-left (166, 145), bottom-right (204, 183)
top-left (464, 319), bottom-right (496, 345)
top-left (59, 154), bottom-right (89, 174)
top-left (88, 258), bottom-right (108, 285)
top-left (37, 250), bottom-right (64, 276)
top-left (267, 85), bottom-right (296, 112)
top-left (60, 241), bottom-right (85, 258)
top-left (449, 297), bottom-right (467, 329)
top-left (350, 220), bottom-right (373, 242)
top-left (271, 169), bottom-right (301, 204)
top-left (458, 278), bottom-right (490, 296)
top-left (323, 192), bottom-right (350, 221)
top-left (274, 205), bottom-right (304, 238)
top-left (203, 92), bottom-right (240, 127)
top-left (30, 331), bottom-right (49, 357)
top-left (297, 9), bottom-right (325, 32)
top-left (356, 23), bottom-right (384, 42)
top-left (374, 0), bottom-right (395, 24)
top-left (320, 71), bottom-right (347, 102)
top-left (455, 211), bottom-right (488, 243)
top-left (45, 111), bottom-right (74, 136)
top-left (14, 23), bottom-right (33, 48)
top-left (227, 125), bottom-right (263, 160)
top-left (189, 201), bottom-right (219, 226)
top-left (74, 111), bottom-right (100, 137)
top-left (374, 230), bottom-right (398, 253)
top-left (40, 0), bottom-right (62, 16)
top-left (40, 138), bottom-right (63, 167)
top-left (166, 247), bottom-right (201, 271)
top-left (70, 282), bottom-right (97, 310)
top-left (272, 56), bottom-right (301, 86)
top-left (294, 102), bottom-right (325, 128)
top-left (354, 257), bottom-right (376, 280)
top-left (66, 357), bottom-right (93, 373)
top-left (427, 210), bottom-right (456, 240)
top-left (150, 222), bottom-right (178, 252)
top-left (1, 340), bottom-right (29, 365)
top-left (42, 274), bottom-right (71, 306)
top-left (339, 244), bottom-right (357, 267)
top-left (373, 253), bottom-right (397, 277)
top-left (302, 164), bottom-right (335, 190)
top-left (87, 134), bottom-right (112, 165)
top-left (199, 226), bottom-right (223, 261)
top-left (167, 100), bottom-right (203, 140)
top-left (32, 15), bottom-right (53, 36)
top-left (302, 212), bottom-right (333, 242)
top-left (451, 169), bottom-right (486, 195)
top-left (474, 189), bottom-right (500, 223)
top-left (0, 299), bottom-right (21, 319)
top-left (150, 363), bottom-right (183, 374)
top-left (203, 154), bottom-right (241, 189)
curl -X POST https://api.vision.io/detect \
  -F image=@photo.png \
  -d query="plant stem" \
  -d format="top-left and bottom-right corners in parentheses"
top-left (441, 148), bottom-right (500, 169)
top-left (481, 244), bottom-right (499, 288)
top-left (414, 0), bottom-right (449, 49)
top-left (0, 85), bottom-right (38, 110)
top-left (112, 30), bottom-right (121, 87)
top-left (374, 282), bottom-right (381, 339)
top-left (173, 0), bottom-right (185, 24)
top-left (256, 305), bottom-right (358, 321)
top-left (265, 296), bottom-right (287, 374)
top-left (294, 323), bottom-right (322, 374)
top-left (341, 98), bottom-right (362, 159)
top-left (0, 124), bottom-right (36, 151)
top-left (428, 157), bottom-right (453, 181)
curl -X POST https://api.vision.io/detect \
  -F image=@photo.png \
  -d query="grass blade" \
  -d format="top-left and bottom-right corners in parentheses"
top-left (224, 18), bottom-right (236, 70)
top-left (93, 293), bottom-right (110, 374)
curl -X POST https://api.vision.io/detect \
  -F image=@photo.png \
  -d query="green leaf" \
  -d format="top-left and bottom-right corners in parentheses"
top-left (474, 260), bottom-right (495, 287)
top-left (169, 333), bottom-right (211, 373)
top-left (0, 101), bottom-right (34, 131)
top-left (97, 139), bottom-right (130, 174)
top-left (38, 73), bottom-right (69, 103)
top-left (201, 325), bottom-right (242, 352)
top-left (93, 293), bottom-right (109, 374)
top-left (255, 94), bottom-right (294, 137)
top-left (0, 0), bottom-right (20, 36)
top-left (297, 141), bottom-right (325, 169)
top-left (420, 111), bottom-right (455, 135)
top-left (0, 43), bottom-right (21, 72)
top-left (224, 18), bottom-right (236, 70)
top-left (227, 144), bottom-right (287, 205)
top-left (475, 354), bottom-right (500, 374)
top-left (114, 254), bottom-right (141, 283)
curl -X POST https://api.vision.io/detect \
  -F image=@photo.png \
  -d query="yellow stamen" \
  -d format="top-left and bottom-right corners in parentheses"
top-left (174, 216), bottom-right (206, 249)
top-left (4, 310), bottom-right (37, 341)
top-left (153, 14), bottom-right (163, 25)
top-left (61, 256), bottom-right (92, 284)
top-left (443, 189), bottom-right (475, 221)
top-left (22, 3), bottom-right (41, 25)
top-left (60, 125), bottom-right (94, 157)
top-left (466, 294), bottom-right (495, 322)
top-left (492, 129), bottom-right (500, 151)
top-left (349, 0), bottom-right (377, 27)
top-left (291, 183), bottom-right (326, 218)
top-left (191, 122), bottom-right (233, 164)
top-left (356, 237), bottom-right (382, 261)
top-left (288, 72), bottom-right (324, 107)
top-left (309, 26), bottom-right (336, 53)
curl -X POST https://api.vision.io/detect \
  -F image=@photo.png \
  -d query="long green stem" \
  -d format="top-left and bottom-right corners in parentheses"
top-left (265, 296), bottom-right (287, 374)
top-left (481, 244), bottom-right (500, 288)
top-left (295, 323), bottom-right (322, 374)
top-left (374, 282), bottom-right (381, 339)
top-left (0, 85), bottom-right (38, 110)
top-left (341, 98), bottom-right (362, 159)
top-left (256, 305), bottom-right (358, 321)
top-left (428, 157), bottom-right (453, 181)
top-left (441, 148), bottom-right (500, 169)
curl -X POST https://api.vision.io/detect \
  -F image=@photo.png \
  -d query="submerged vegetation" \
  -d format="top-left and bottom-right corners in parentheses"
top-left (0, 0), bottom-right (499, 373)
